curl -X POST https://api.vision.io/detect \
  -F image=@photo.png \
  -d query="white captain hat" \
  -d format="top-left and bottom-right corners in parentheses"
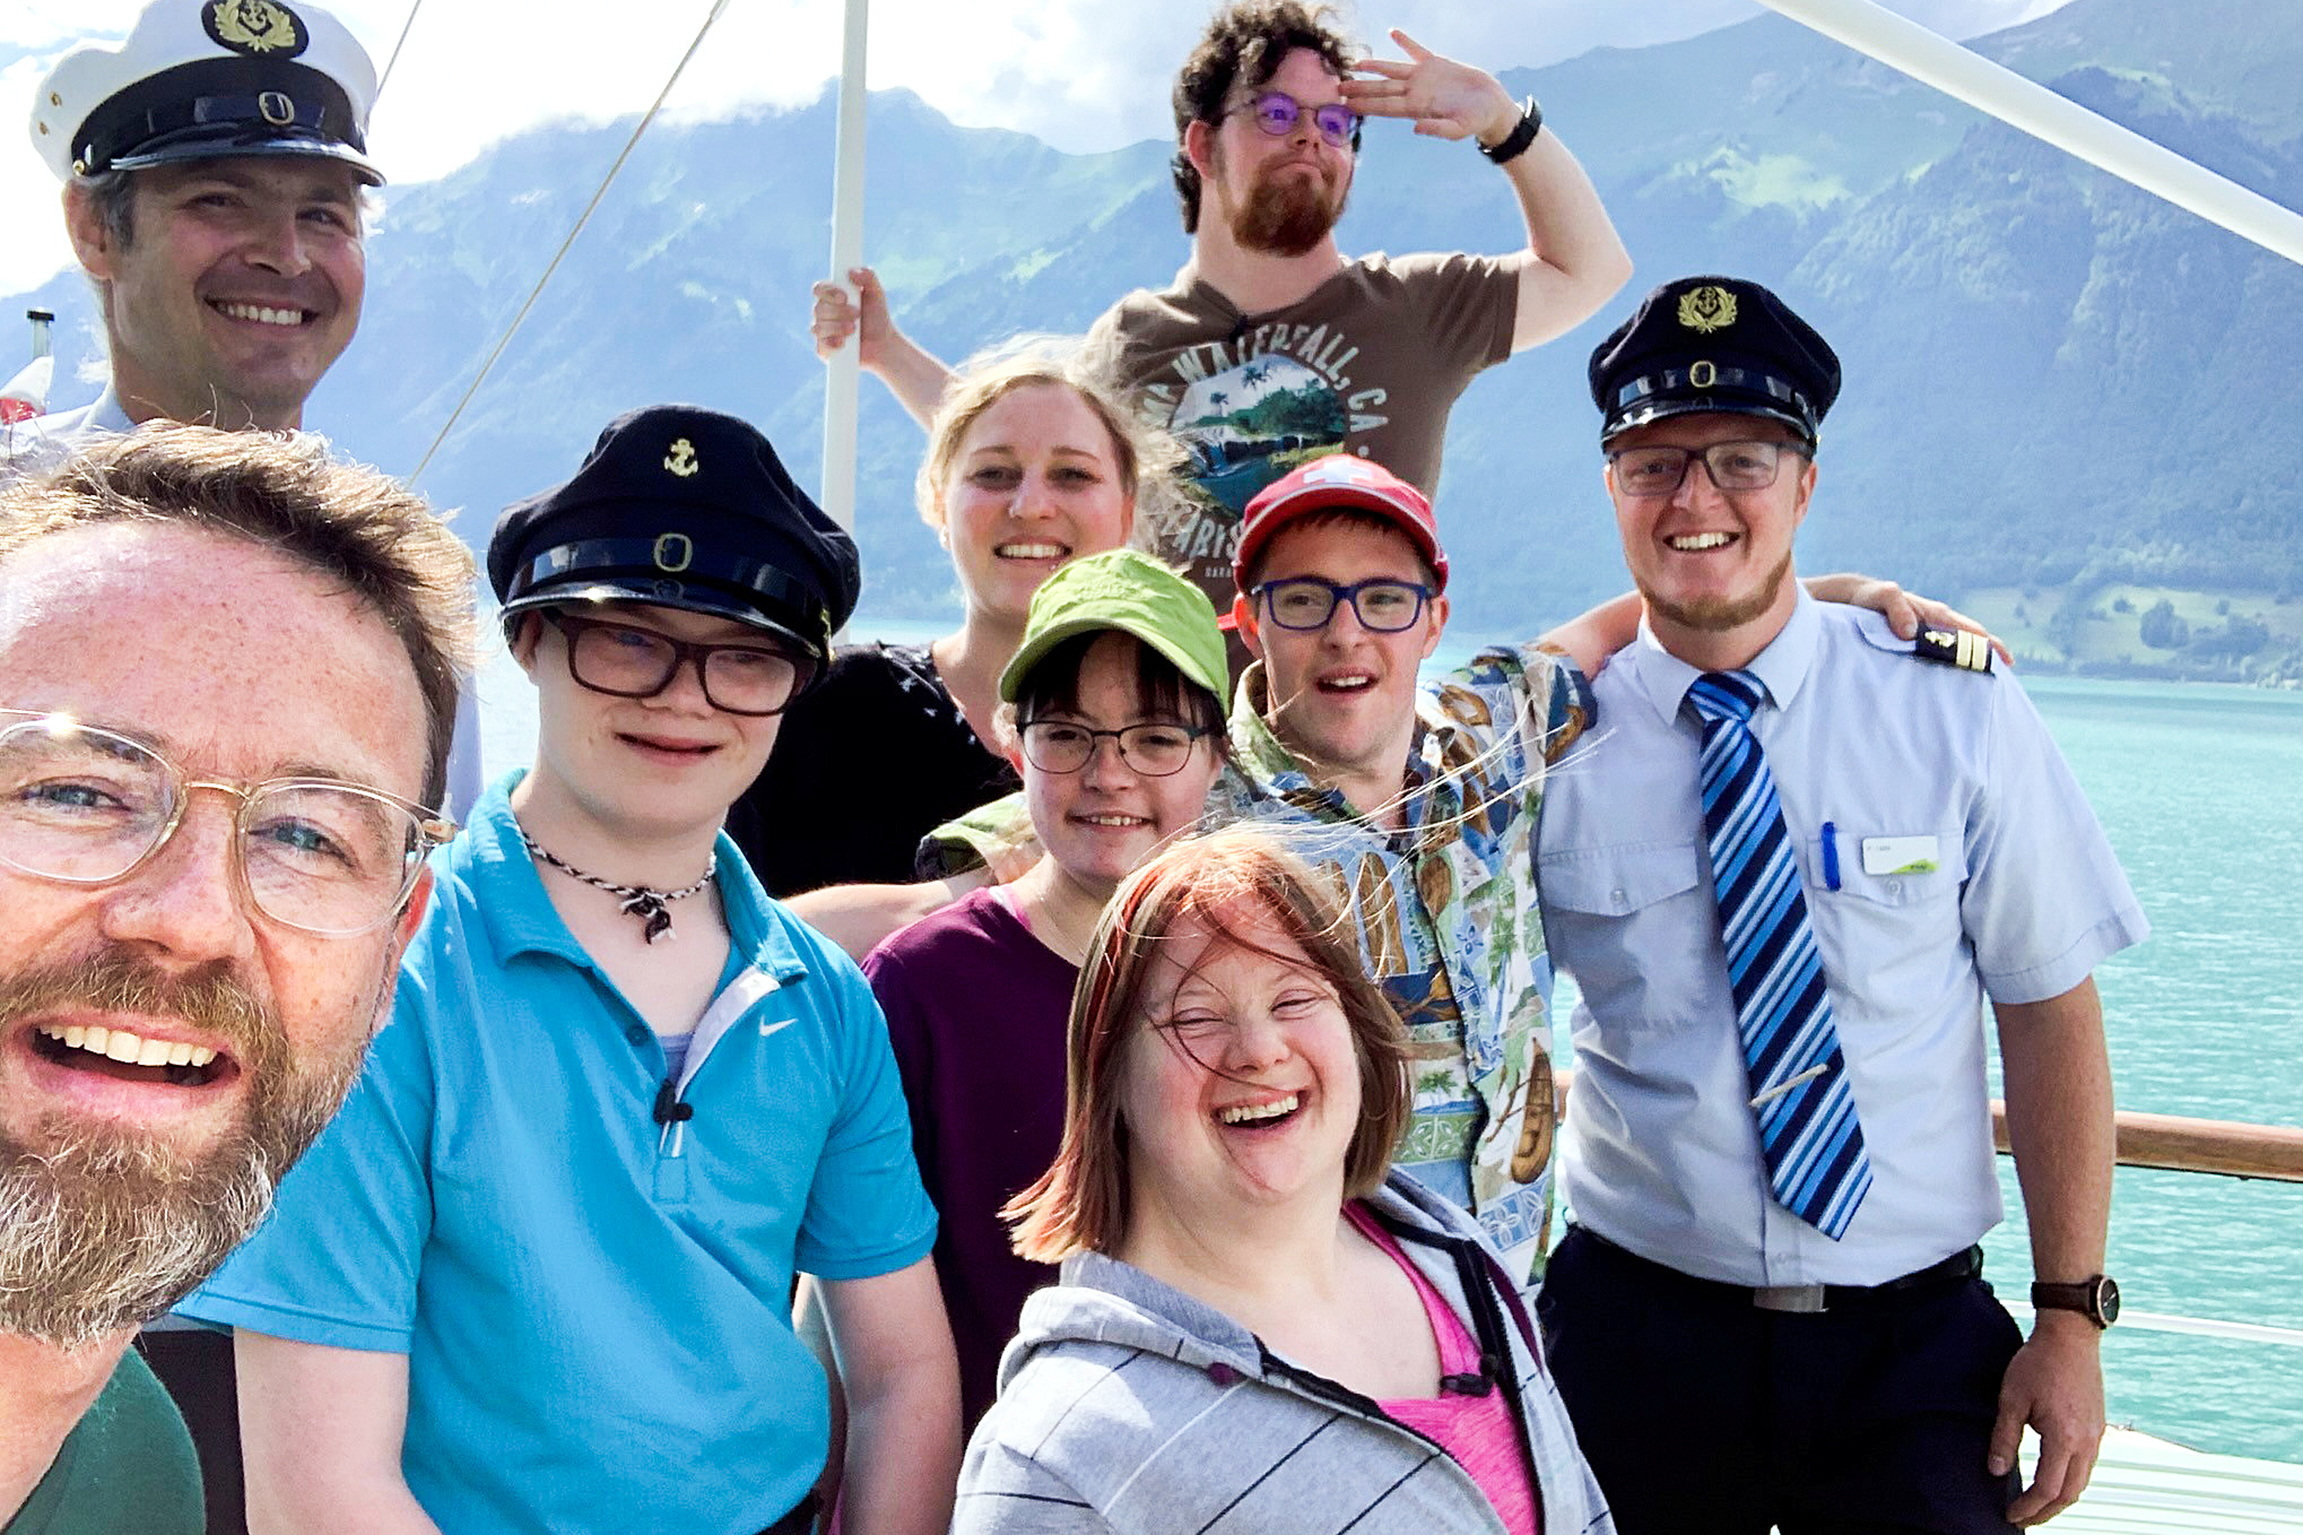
top-left (31, 0), bottom-right (382, 185)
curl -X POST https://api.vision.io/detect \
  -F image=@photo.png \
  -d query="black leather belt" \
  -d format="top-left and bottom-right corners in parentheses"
top-left (1581, 1228), bottom-right (1983, 1314)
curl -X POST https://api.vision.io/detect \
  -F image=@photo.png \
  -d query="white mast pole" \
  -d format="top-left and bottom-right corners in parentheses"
top-left (1752, 0), bottom-right (2303, 269)
top-left (821, 0), bottom-right (869, 536)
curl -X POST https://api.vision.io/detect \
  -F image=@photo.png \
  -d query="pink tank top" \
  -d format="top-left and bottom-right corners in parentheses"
top-left (1346, 1203), bottom-right (1540, 1535)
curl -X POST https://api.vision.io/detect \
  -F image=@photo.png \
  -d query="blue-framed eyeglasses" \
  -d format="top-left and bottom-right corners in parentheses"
top-left (1252, 577), bottom-right (1434, 633)
top-left (1229, 91), bottom-right (1361, 151)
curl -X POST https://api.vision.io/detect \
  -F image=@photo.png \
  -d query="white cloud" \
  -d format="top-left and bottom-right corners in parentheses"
top-left (1, 0), bottom-right (2075, 293)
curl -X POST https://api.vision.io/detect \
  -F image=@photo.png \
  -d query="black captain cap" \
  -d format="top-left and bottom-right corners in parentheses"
top-left (32, 1), bottom-right (382, 184)
top-left (1588, 276), bottom-right (1841, 447)
top-left (489, 405), bottom-right (862, 664)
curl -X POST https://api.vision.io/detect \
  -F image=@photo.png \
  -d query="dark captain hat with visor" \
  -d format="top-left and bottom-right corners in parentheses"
top-left (489, 405), bottom-right (862, 669)
top-left (1588, 276), bottom-right (1841, 447)
top-left (31, 0), bottom-right (382, 184)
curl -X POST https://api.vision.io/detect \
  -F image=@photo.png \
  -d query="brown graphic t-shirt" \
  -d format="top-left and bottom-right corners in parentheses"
top-left (1084, 251), bottom-right (1517, 628)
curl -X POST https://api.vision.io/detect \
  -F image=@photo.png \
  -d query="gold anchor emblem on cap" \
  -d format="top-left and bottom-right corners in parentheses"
top-left (207, 0), bottom-right (304, 54)
top-left (1677, 284), bottom-right (1737, 333)
top-left (663, 438), bottom-right (699, 478)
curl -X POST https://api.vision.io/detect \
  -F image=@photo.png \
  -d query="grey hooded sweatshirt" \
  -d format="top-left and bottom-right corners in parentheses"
top-left (951, 1171), bottom-right (1614, 1534)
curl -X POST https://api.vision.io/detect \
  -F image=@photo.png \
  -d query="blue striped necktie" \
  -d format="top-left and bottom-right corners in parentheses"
top-left (1685, 670), bottom-right (1871, 1239)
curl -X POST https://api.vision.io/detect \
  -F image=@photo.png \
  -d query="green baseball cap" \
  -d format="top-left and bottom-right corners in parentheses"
top-left (999, 550), bottom-right (1229, 705)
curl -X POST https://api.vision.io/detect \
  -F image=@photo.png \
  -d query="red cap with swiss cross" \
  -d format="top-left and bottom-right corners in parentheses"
top-left (1232, 454), bottom-right (1447, 593)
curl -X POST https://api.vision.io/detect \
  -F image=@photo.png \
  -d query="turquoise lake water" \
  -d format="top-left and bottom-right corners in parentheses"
top-left (477, 627), bottom-right (2303, 1464)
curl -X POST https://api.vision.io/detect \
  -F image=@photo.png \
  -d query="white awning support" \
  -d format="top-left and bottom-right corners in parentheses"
top-left (1752, 0), bottom-right (2303, 270)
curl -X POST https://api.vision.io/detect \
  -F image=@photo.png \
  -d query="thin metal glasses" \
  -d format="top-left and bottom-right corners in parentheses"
top-left (545, 611), bottom-right (817, 717)
top-left (1608, 439), bottom-right (1804, 498)
top-left (1230, 90), bottom-right (1361, 150)
top-left (0, 709), bottom-right (453, 937)
top-left (1252, 577), bottom-right (1434, 633)
top-left (1017, 720), bottom-right (1215, 777)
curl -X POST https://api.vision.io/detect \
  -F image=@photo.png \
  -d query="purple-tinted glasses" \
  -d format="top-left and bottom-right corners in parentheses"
top-left (1231, 90), bottom-right (1361, 149)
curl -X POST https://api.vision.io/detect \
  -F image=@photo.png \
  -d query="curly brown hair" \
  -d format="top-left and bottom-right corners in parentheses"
top-left (1170, 1), bottom-right (1359, 234)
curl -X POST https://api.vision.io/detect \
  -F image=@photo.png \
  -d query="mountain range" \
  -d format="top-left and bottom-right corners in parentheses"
top-left (8, 0), bottom-right (2299, 672)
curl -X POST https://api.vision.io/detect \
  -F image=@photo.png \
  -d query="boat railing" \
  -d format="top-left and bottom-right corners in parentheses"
top-left (1989, 1105), bottom-right (2303, 1185)
top-left (1553, 1072), bottom-right (2303, 1184)
top-left (1552, 1068), bottom-right (2303, 1359)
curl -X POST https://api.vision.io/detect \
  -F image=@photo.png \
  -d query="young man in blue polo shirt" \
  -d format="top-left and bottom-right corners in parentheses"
top-left (184, 407), bottom-right (960, 1535)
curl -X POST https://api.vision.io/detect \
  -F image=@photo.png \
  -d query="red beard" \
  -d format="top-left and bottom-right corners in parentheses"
top-left (1229, 159), bottom-right (1346, 257)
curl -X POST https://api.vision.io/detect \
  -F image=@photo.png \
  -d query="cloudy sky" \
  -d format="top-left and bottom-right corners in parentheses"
top-left (3, 0), bottom-right (2073, 293)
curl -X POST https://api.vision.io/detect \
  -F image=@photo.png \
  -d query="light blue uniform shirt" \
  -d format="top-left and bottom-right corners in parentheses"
top-left (0, 388), bottom-right (132, 476)
top-left (1538, 591), bottom-right (2146, 1288)
top-left (183, 777), bottom-right (937, 1535)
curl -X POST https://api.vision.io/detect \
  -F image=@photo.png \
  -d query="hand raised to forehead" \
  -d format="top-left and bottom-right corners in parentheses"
top-left (1341, 29), bottom-right (1518, 145)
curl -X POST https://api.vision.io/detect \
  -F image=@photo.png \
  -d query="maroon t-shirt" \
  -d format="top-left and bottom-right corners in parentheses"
top-left (862, 887), bottom-right (1078, 1430)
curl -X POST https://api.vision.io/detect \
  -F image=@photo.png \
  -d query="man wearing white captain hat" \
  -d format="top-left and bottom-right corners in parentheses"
top-left (6, 0), bottom-right (380, 470)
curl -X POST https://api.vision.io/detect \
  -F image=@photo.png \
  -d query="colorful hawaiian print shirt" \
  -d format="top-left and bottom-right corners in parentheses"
top-left (1210, 645), bottom-right (1592, 1282)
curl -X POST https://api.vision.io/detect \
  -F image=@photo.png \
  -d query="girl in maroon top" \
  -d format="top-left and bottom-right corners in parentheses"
top-left (862, 550), bottom-right (1231, 1429)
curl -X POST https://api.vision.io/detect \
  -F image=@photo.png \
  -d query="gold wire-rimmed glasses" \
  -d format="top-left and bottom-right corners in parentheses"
top-left (0, 708), bottom-right (453, 937)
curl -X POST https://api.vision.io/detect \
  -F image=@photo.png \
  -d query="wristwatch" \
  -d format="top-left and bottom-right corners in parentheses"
top-left (1480, 96), bottom-right (1542, 165)
top-left (2031, 1274), bottom-right (2121, 1329)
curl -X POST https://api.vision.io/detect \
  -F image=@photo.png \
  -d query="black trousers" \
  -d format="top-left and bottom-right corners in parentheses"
top-left (138, 1327), bottom-right (247, 1535)
top-left (1537, 1226), bottom-right (2023, 1535)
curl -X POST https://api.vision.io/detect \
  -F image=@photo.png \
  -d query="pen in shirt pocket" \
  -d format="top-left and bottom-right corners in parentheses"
top-left (1820, 821), bottom-right (1842, 891)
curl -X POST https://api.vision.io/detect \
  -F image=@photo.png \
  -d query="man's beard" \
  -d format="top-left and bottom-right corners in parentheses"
top-left (1228, 161), bottom-right (1346, 258)
top-left (0, 951), bottom-right (368, 1349)
top-left (1643, 553), bottom-right (1796, 636)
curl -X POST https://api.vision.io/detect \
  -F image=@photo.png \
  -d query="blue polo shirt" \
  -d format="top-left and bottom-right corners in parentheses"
top-left (183, 777), bottom-right (937, 1535)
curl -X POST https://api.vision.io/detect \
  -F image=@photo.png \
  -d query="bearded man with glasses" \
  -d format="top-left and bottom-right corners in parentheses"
top-left (805, 0), bottom-right (1632, 658)
top-left (0, 426), bottom-right (473, 1534)
top-left (180, 405), bottom-right (960, 1535)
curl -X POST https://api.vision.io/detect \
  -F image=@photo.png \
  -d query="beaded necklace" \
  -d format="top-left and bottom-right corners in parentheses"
top-left (521, 834), bottom-right (716, 944)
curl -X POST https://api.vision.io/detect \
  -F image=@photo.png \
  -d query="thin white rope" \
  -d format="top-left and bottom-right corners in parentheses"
top-left (373, 0), bottom-right (423, 103)
top-left (406, 0), bottom-right (736, 489)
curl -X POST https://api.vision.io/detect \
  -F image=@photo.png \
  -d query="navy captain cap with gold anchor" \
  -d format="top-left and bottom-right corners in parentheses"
top-left (1588, 276), bottom-right (1841, 448)
top-left (489, 405), bottom-right (861, 664)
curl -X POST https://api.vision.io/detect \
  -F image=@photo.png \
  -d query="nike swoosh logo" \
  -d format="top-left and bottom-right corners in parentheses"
top-left (759, 1019), bottom-right (796, 1039)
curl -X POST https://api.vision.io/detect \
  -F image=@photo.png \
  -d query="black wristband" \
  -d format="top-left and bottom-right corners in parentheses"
top-left (1480, 96), bottom-right (1542, 165)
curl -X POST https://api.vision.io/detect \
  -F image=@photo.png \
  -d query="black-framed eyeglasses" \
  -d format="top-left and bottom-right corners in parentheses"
top-left (1608, 439), bottom-right (1805, 499)
top-left (1252, 577), bottom-right (1434, 633)
top-left (1228, 90), bottom-right (1361, 151)
top-left (1017, 719), bottom-right (1215, 778)
top-left (0, 709), bottom-right (453, 937)
top-left (544, 611), bottom-right (818, 717)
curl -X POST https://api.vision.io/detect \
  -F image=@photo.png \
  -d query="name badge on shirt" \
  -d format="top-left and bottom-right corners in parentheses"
top-left (1861, 835), bottom-right (1941, 876)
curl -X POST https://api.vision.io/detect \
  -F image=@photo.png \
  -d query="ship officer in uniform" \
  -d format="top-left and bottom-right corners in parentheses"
top-left (9, 0), bottom-right (381, 471)
top-left (1535, 276), bottom-right (2146, 1533)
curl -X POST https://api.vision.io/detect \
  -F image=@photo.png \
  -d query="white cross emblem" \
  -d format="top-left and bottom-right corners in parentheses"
top-left (1296, 456), bottom-right (1383, 490)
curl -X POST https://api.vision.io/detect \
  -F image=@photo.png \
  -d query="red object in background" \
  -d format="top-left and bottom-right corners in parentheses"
top-left (2, 355), bottom-right (52, 423)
